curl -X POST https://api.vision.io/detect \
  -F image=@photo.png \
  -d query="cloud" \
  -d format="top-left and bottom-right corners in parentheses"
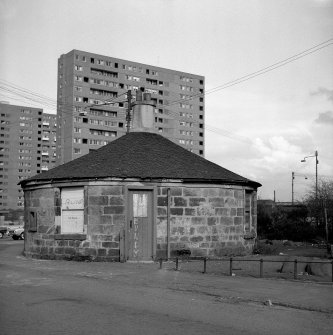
top-left (310, 87), bottom-right (333, 102)
top-left (315, 111), bottom-right (333, 125)
top-left (249, 136), bottom-right (303, 173)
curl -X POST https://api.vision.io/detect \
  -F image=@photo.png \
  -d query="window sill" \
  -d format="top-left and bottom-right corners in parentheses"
top-left (54, 234), bottom-right (86, 240)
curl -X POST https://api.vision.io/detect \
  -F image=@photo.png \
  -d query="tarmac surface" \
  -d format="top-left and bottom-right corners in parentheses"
top-left (0, 239), bottom-right (332, 334)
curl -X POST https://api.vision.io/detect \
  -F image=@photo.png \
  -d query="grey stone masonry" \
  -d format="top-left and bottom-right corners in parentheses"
top-left (156, 186), bottom-right (257, 258)
top-left (23, 181), bottom-right (257, 262)
top-left (24, 185), bottom-right (125, 261)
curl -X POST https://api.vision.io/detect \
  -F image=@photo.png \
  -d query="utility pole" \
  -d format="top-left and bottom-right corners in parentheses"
top-left (292, 172), bottom-right (294, 205)
top-left (315, 150), bottom-right (318, 200)
top-left (126, 90), bottom-right (132, 134)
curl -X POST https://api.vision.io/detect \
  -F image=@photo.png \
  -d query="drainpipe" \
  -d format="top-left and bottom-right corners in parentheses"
top-left (167, 188), bottom-right (171, 260)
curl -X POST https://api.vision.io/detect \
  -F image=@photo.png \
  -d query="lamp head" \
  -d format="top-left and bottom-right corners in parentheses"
top-left (301, 159), bottom-right (306, 162)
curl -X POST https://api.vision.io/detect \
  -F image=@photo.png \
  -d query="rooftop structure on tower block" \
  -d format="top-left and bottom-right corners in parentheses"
top-left (0, 102), bottom-right (57, 211)
top-left (57, 49), bottom-right (205, 166)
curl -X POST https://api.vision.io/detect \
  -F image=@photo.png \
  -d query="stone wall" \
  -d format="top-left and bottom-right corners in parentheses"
top-left (23, 182), bottom-right (257, 261)
top-left (156, 186), bottom-right (257, 258)
top-left (24, 185), bottom-right (125, 261)
top-left (84, 185), bottom-right (125, 261)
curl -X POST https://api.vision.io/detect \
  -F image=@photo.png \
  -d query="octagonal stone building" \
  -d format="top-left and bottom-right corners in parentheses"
top-left (20, 91), bottom-right (261, 262)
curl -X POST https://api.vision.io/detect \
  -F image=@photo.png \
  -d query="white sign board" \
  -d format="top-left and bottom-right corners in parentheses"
top-left (61, 188), bottom-right (84, 210)
top-left (61, 211), bottom-right (84, 233)
top-left (61, 188), bottom-right (84, 233)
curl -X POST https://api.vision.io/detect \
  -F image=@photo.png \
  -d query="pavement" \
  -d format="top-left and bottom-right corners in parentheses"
top-left (1, 239), bottom-right (332, 314)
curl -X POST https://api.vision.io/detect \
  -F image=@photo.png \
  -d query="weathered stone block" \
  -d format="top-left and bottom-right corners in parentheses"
top-left (203, 188), bottom-right (219, 197)
top-left (230, 208), bottom-right (237, 216)
top-left (234, 217), bottom-right (243, 225)
top-left (102, 241), bottom-right (118, 248)
top-left (40, 247), bottom-right (48, 255)
top-left (108, 186), bottom-right (123, 195)
top-left (85, 248), bottom-right (97, 256)
top-left (104, 206), bottom-right (124, 215)
top-left (224, 197), bottom-right (237, 207)
top-left (173, 197), bottom-right (187, 207)
top-left (109, 196), bottom-right (124, 205)
top-left (189, 198), bottom-right (206, 207)
top-left (197, 226), bottom-right (208, 234)
top-left (113, 214), bottom-right (125, 226)
top-left (35, 239), bottom-right (44, 246)
top-left (237, 208), bottom-right (243, 216)
top-left (220, 217), bottom-right (233, 226)
top-left (197, 205), bottom-right (215, 216)
top-left (170, 208), bottom-right (183, 216)
top-left (209, 197), bottom-right (225, 207)
top-left (97, 248), bottom-right (107, 256)
top-left (170, 188), bottom-right (182, 196)
top-left (157, 207), bottom-right (167, 216)
top-left (190, 236), bottom-right (203, 242)
top-left (64, 247), bottom-right (76, 255)
top-left (191, 217), bottom-right (205, 225)
top-left (56, 240), bottom-right (68, 247)
top-left (184, 188), bottom-right (202, 196)
top-left (169, 236), bottom-right (179, 242)
top-left (100, 215), bottom-right (113, 225)
top-left (88, 215), bottom-right (102, 225)
top-left (225, 190), bottom-right (234, 197)
top-left (207, 217), bottom-right (218, 226)
top-left (89, 196), bottom-right (108, 206)
top-left (108, 249), bottom-right (119, 256)
top-left (185, 208), bottom-right (196, 216)
top-left (32, 198), bottom-right (40, 207)
top-left (215, 208), bottom-right (230, 216)
top-left (157, 196), bottom-right (168, 206)
top-left (88, 224), bottom-right (105, 235)
top-left (88, 206), bottom-right (103, 216)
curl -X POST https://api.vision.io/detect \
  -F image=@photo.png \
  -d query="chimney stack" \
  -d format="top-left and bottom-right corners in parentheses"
top-left (131, 87), bottom-right (156, 133)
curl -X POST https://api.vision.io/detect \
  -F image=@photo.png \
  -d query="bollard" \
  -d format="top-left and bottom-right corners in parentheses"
top-left (175, 257), bottom-right (179, 271)
top-left (294, 259), bottom-right (298, 280)
top-left (260, 259), bottom-right (263, 278)
top-left (159, 258), bottom-right (163, 269)
top-left (229, 257), bottom-right (233, 276)
top-left (203, 257), bottom-right (207, 274)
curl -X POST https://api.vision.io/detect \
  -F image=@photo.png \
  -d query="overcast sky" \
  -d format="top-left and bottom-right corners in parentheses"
top-left (1, 0), bottom-right (332, 201)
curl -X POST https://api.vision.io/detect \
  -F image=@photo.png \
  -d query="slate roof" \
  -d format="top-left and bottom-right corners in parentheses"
top-left (20, 132), bottom-right (261, 188)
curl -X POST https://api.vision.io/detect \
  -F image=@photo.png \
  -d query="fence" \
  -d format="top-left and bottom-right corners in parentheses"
top-left (159, 257), bottom-right (333, 282)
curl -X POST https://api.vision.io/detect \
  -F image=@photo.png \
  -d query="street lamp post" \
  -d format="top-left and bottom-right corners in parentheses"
top-left (301, 150), bottom-right (318, 199)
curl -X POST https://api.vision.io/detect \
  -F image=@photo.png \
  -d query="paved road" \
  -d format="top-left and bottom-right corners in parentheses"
top-left (0, 239), bottom-right (332, 335)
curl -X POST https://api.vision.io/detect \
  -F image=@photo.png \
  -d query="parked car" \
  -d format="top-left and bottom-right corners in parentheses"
top-left (12, 227), bottom-right (24, 240)
top-left (0, 226), bottom-right (8, 238)
top-left (7, 225), bottom-right (23, 236)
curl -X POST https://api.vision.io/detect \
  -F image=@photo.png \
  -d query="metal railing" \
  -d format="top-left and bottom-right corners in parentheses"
top-left (159, 257), bottom-right (333, 282)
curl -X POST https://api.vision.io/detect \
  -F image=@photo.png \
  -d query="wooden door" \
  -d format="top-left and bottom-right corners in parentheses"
top-left (127, 190), bottom-right (153, 261)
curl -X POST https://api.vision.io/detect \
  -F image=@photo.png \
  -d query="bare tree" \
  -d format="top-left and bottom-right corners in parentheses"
top-left (303, 178), bottom-right (333, 245)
